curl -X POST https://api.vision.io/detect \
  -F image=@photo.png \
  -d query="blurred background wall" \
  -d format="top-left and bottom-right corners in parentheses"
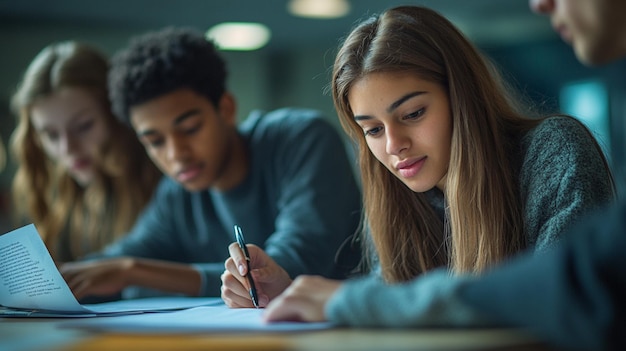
top-left (1, 0), bottom-right (625, 232)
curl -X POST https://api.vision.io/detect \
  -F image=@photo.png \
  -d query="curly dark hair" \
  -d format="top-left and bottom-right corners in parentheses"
top-left (108, 26), bottom-right (227, 124)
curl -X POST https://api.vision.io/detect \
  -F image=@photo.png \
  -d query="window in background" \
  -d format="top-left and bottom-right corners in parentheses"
top-left (560, 79), bottom-right (611, 161)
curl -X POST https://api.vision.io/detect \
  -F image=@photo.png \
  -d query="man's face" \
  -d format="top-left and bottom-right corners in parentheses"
top-left (530, 0), bottom-right (626, 65)
top-left (130, 88), bottom-right (243, 192)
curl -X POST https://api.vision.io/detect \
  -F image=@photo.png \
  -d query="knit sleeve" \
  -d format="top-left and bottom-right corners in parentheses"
top-left (326, 270), bottom-right (491, 327)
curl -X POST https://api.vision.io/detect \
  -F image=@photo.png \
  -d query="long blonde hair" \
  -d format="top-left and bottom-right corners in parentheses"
top-left (10, 41), bottom-right (161, 261)
top-left (332, 6), bottom-right (548, 282)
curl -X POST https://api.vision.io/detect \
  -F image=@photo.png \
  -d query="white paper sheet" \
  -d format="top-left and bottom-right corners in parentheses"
top-left (0, 224), bottom-right (222, 317)
top-left (61, 305), bottom-right (334, 333)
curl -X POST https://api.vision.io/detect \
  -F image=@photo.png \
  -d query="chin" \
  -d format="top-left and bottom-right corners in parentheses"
top-left (71, 173), bottom-right (93, 187)
top-left (180, 179), bottom-right (212, 192)
top-left (405, 181), bottom-right (435, 194)
top-left (575, 45), bottom-right (610, 66)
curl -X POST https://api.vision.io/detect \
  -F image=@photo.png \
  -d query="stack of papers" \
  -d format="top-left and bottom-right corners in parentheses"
top-left (0, 224), bottom-right (223, 317)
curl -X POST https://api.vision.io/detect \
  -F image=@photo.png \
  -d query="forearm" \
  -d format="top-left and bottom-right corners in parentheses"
top-left (326, 271), bottom-right (490, 327)
top-left (127, 258), bottom-right (202, 296)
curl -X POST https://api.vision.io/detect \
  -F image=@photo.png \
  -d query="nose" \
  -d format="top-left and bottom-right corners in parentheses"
top-left (59, 132), bottom-right (80, 156)
top-left (385, 125), bottom-right (410, 156)
top-left (166, 134), bottom-right (190, 161)
top-left (529, 0), bottom-right (554, 14)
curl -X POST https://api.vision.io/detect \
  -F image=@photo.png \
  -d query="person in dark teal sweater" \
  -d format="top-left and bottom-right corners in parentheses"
top-left (265, 2), bottom-right (626, 350)
top-left (460, 0), bottom-right (626, 349)
top-left (223, 5), bottom-right (614, 310)
top-left (58, 27), bottom-right (362, 299)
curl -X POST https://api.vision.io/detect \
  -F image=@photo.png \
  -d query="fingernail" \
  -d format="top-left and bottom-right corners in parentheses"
top-left (259, 295), bottom-right (269, 306)
top-left (238, 264), bottom-right (245, 276)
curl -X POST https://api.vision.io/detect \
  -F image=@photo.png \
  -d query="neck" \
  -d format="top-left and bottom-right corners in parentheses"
top-left (214, 131), bottom-right (248, 191)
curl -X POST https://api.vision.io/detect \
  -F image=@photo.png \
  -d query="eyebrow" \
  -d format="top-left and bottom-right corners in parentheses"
top-left (137, 108), bottom-right (201, 137)
top-left (353, 91), bottom-right (426, 121)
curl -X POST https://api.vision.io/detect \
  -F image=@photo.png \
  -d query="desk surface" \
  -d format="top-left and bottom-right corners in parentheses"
top-left (1, 317), bottom-right (558, 351)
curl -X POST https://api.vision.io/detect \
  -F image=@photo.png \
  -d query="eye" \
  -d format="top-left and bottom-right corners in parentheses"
top-left (43, 130), bottom-right (60, 142)
top-left (184, 123), bottom-right (201, 135)
top-left (143, 137), bottom-right (164, 148)
top-left (75, 119), bottom-right (95, 133)
top-left (179, 119), bottom-right (202, 136)
top-left (363, 126), bottom-right (383, 137)
top-left (404, 107), bottom-right (426, 120)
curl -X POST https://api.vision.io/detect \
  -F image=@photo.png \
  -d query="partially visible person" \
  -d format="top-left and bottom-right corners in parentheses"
top-left (222, 4), bottom-right (614, 309)
top-left (457, 0), bottom-right (626, 349)
top-left (9, 41), bottom-right (161, 262)
top-left (530, 0), bottom-right (626, 66)
top-left (264, 2), bottom-right (626, 350)
top-left (58, 27), bottom-right (362, 300)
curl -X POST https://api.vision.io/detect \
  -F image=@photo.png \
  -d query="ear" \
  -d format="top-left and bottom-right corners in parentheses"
top-left (218, 92), bottom-right (237, 126)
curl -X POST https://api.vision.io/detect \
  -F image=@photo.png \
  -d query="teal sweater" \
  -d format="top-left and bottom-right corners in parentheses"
top-left (327, 116), bottom-right (614, 326)
top-left (92, 108), bottom-right (362, 297)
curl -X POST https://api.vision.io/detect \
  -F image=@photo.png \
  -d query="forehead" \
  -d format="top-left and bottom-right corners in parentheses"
top-left (30, 87), bottom-right (102, 128)
top-left (129, 89), bottom-right (215, 132)
top-left (348, 72), bottom-right (442, 108)
top-left (351, 71), bottom-right (438, 92)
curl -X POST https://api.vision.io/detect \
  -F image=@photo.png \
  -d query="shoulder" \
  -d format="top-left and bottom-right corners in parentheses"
top-left (244, 108), bottom-right (332, 132)
top-left (517, 115), bottom-right (612, 206)
top-left (523, 116), bottom-right (596, 151)
top-left (241, 108), bottom-right (341, 146)
top-left (521, 115), bottom-right (604, 166)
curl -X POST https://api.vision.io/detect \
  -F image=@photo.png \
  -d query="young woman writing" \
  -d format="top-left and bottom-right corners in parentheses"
top-left (265, 4), bottom-right (626, 350)
top-left (221, 5), bottom-right (614, 315)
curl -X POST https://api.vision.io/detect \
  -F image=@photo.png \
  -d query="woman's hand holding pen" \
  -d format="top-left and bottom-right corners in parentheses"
top-left (222, 243), bottom-right (293, 308)
top-left (263, 275), bottom-right (341, 322)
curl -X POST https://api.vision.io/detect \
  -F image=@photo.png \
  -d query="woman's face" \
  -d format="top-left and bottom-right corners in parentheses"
top-left (349, 71), bottom-right (452, 192)
top-left (30, 87), bottom-right (111, 186)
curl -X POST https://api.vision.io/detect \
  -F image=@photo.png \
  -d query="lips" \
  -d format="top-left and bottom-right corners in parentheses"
top-left (553, 23), bottom-right (572, 44)
top-left (396, 156), bottom-right (426, 179)
top-left (71, 158), bottom-right (91, 171)
top-left (176, 163), bottom-right (204, 183)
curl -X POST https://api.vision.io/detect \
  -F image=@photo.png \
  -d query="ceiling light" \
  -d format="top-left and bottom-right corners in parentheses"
top-left (206, 22), bottom-right (271, 51)
top-left (288, 0), bottom-right (350, 19)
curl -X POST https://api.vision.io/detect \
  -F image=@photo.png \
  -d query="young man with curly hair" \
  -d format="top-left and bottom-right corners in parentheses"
top-left (59, 27), bottom-right (361, 301)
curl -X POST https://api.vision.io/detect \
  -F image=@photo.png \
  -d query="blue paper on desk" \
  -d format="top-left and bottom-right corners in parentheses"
top-left (61, 305), bottom-right (334, 333)
top-left (0, 224), bottom-right (222, 317)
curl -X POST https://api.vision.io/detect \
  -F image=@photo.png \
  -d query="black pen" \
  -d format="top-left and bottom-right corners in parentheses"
top-left (234, 225), bottom-right (259, 308)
